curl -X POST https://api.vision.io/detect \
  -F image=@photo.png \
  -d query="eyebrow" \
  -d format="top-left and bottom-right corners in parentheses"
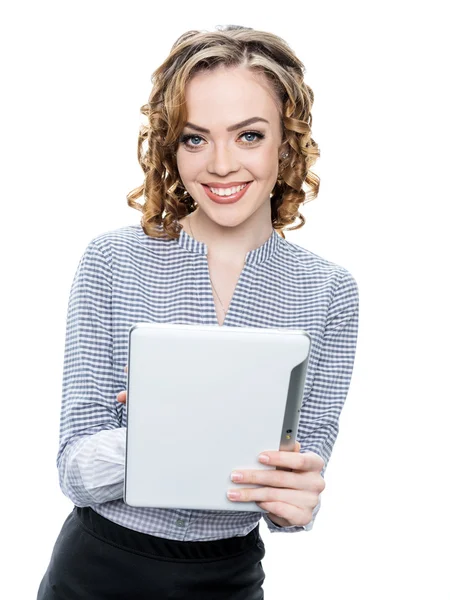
top-left (184, 116), bottom-right (270, 134)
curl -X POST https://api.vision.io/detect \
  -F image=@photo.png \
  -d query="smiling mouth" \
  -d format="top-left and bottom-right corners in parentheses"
top-left (201, 181), bottom-right (253, 203)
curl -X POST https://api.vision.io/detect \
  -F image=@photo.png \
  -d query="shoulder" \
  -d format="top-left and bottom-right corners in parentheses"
top-left (279, 239), bottom-right (359, 334)
top-left (82, 223), bottom-right (166, 264)
top-left (87, 223), bottom-right (145, 252)
top-left (279, 236), bottom-right (358, 295)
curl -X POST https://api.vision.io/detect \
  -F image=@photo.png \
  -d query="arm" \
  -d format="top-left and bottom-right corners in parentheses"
top-left (262, 268), bottom-right (359, 533)
top-left (56, 240), bottom-right (125, 506)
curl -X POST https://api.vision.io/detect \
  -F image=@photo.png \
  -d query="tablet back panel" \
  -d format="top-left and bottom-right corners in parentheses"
top-left (124, 323), bottom-right (311, 513)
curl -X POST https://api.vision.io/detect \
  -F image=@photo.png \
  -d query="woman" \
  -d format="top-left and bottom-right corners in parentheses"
top-left (37, 24), bottom-right (359, 599)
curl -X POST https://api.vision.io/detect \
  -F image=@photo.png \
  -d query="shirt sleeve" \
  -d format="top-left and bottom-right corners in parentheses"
top-left (56, 240), bottom-right (126, 507)
top-left (262, 268), bottom-right (359, 533)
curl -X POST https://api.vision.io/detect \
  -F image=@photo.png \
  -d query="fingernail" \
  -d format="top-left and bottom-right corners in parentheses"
top-left (258, 454), bottom-right (270, 463)
top-left (227, 491), bottom-right (240, 500)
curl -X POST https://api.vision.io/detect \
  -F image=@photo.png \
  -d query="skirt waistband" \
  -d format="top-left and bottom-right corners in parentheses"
top-left (75, 506), bottom-right (261, 562)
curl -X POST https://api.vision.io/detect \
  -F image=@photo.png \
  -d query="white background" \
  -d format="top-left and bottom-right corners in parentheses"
top-left (1, 1), bottom-right (448, 598)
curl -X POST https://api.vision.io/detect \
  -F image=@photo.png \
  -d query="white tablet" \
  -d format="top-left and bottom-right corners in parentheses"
top-left (123, 322), bottom-right (311, 513)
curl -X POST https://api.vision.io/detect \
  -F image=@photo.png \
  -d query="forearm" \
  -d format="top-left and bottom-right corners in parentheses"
top-left (58, 427), bottom-right (126, 506)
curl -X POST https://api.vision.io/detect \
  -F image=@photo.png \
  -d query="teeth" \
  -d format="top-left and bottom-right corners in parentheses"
top-left (208, 183), bottom-right (247, 196)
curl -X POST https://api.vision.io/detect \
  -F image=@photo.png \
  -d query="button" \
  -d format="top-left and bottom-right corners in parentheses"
top-left (176, 519), bottom-right (186, 527)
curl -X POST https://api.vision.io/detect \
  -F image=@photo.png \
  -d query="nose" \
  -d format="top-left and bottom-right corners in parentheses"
top-left (207, 142), bottom-right (240, 176)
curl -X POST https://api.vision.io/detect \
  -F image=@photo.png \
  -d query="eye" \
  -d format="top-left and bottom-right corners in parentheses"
top-left (240, 131), bottom-right (264, 144)
top-left (180, 134), bottom-right (203, 148)
top-left (179, 130), bottom-right (265, 150)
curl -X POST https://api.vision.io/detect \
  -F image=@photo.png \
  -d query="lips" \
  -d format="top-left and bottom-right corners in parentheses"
top-left (201, 181), bottom-right (253, 204)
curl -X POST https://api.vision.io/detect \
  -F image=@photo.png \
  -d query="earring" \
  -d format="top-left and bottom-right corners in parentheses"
top-left (281, 152), bottom-right (288, 159)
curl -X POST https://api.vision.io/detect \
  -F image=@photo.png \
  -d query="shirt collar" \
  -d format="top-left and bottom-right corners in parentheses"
top-left (177, 225), bottom-right (282, 266)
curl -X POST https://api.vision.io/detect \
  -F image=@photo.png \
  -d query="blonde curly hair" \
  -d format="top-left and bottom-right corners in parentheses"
top-left (126, 24), bottom-right (320, 241)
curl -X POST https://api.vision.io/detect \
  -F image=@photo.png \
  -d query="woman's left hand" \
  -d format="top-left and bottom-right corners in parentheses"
top-left (227, 440), bottom-right (325, 528)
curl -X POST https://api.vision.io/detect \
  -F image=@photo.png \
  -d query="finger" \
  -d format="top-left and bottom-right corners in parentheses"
top-left (240, 467), bottom-right (313, 490)
top-left (259, 448), bottom-right (324, 472)
top-left (117, 391), bottom-right (127, 403)
top-left (231, 485), bottom-right (316, 513)
top-left (124, 365), bottom-right (128, 373)
top-left (297, 451), bottom-right (325, 473)
top-left (258, 439), bottom-right (300, 470)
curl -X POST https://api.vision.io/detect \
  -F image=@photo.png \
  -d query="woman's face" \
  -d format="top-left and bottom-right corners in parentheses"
top-left (175, 65), bottom-right (284, 229)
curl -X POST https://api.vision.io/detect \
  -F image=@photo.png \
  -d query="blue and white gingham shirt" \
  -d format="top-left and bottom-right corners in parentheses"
top-left (57, 222), bottom-right (359, 541)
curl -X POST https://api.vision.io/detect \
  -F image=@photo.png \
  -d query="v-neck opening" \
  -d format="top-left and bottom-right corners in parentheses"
top-left (174, 224), bottom-right (283, 326)
top-left (208, 260), bottom-right (247, 328)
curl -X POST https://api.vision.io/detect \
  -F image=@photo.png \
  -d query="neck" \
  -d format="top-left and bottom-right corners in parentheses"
top-left (185, 210), bottom-right (274, 264)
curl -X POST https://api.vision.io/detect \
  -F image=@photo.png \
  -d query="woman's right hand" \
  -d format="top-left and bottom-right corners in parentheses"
top-left (117, 365), bottom-right (127, 404)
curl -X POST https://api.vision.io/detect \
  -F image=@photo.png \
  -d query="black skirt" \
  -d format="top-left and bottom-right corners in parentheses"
top-left (36, 506), bottom-right (266, 599)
